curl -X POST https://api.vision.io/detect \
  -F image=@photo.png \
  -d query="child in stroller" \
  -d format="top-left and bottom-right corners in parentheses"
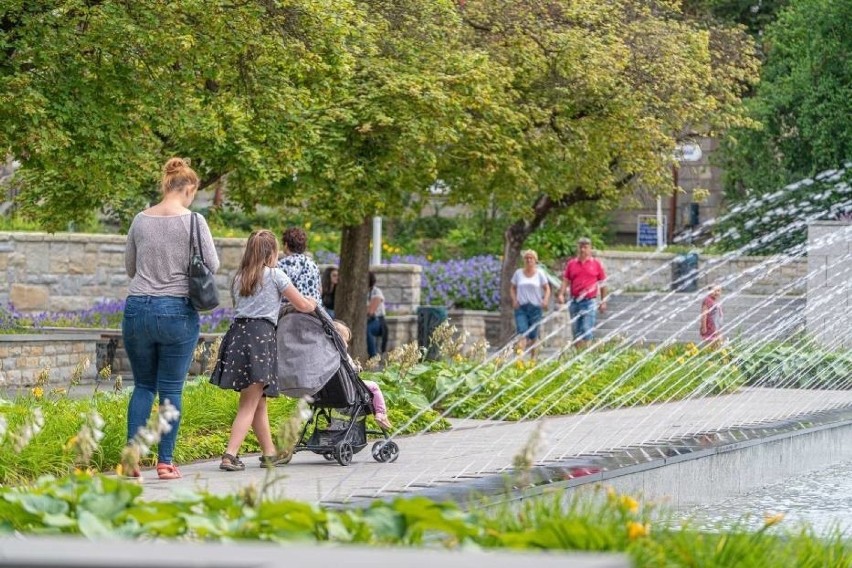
top-left (277, 306), bottom-right (399, 466)
top-left (332, 320), bottom-right (392, 429)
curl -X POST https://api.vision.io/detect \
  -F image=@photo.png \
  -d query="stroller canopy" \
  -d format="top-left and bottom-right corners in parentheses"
top-left (276, 307), bottom-right (341, 398)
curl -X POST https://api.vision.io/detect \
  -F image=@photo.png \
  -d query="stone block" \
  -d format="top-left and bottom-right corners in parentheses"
top-left (9, 283), bottom-right (49, 310)
top-left (104, 253), bottom-right (126, 268)
top-left (98, 244), bottom-right (127, 254)
top-left (21, 246), bottom-right (50, 273)
top-left (220, 246), bottom-right (245, 269)
top-left (6, 252), bottom-right (27, 268)
top-left (68, 253), bottom-right (99, 275)
top-left (808, 223), bottom-right (852, 257)
top-left (2, 370), bottom-right (21, 386)
top-left (807, 257), bottom-right (827, 290)
top-left (826, 260), bottom-right (852, 289)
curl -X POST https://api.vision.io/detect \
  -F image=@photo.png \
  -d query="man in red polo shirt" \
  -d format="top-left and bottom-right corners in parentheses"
top-left (556, 237), bottom-right (607, 348)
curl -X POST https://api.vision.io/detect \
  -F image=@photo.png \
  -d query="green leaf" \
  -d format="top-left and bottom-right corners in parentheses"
top-left (3, 494), bottom-right (69, 517)
top-left (77, 510), bottom-right (115, 539)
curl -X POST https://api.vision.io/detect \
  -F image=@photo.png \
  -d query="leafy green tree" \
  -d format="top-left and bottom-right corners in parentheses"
top-left (452, 0), bottom-right (760, 340)
top-left (264, 0), bottom-right (520, 359)
top-left (0, 0), bottom-right (517, 357)
top-left (0, 0), bottom-right (358, 230)
top-left (717, 0), bottom-right (852, 253)
top-left (682, 0), bottom-right (788, 36)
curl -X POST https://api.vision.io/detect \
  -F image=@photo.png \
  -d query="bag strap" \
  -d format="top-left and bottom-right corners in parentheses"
top-left (194, 213), bottom-right (205, 264)
top-left (188, 212), bottom-right (205, 263)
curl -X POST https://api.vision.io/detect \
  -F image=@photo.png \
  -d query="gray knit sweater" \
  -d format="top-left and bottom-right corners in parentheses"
top-left (125, 212), bottom-right (220, 297)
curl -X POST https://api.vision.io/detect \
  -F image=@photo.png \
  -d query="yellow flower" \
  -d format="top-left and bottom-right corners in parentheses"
top-left (453, 353), bottom-right (464, 363)
top-left (763, 513), bottom-right (785, 527)
top-left (620, 495), bottom-right (640, 513)
top-left (677, 357), bottom-right (685, 364)
top-left (627, 521), bottom-right (650, 540)
top-left (31, 386), bottom-right (43, 399)
top-left (64, 435), bottom-right (79, 451)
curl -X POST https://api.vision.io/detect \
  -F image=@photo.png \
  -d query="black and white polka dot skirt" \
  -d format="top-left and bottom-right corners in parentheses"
top-left (210, 318), bottom-right (280, 397)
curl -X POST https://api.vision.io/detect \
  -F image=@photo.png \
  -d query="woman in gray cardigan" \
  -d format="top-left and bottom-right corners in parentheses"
top-left (122, 157), bottom-right (219, 480)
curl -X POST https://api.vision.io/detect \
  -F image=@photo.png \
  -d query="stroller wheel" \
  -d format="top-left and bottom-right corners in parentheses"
top-left (322, 452), bottom-right (335, 461)
top-left (371, 441), bottom-right (388, 463)
top-left (372, 440), bottom-right (400, 463)
top-left (335, 442), bottom-right (353, 466)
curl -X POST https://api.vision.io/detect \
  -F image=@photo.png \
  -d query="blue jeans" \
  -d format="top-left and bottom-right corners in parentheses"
top-left (122, 295), bottom-right (199, 464)
top-left (514, 303), bottom-right (543, 340)
top-left (570, 298), bottom-right (597, 341)
top-left (367, 316), bottom-right (388, 358)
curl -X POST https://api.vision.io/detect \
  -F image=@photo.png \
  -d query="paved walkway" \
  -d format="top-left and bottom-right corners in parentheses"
top-left (138, 388), bottom-right (852, 505)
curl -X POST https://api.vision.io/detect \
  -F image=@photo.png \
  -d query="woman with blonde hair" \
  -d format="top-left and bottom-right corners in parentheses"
top-left (123, 157), bottom-right (219, 480)
top-left (510, 249), bottom-right (551, 356)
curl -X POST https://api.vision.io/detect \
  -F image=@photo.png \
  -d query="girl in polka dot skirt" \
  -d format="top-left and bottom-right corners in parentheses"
top-left (211, 229), bottom-right (317, 471)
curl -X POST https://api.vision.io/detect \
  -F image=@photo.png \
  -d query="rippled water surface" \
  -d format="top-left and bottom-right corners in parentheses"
top-left (680, 460), bottom-right (852, 535)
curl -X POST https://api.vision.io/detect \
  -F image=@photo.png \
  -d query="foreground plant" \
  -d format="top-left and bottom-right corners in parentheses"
top-left (0, 472), bottom-right (846, 568)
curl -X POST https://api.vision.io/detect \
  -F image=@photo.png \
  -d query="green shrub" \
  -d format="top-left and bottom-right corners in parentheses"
top-left (738, 341), bottom-right (852, 390)
top-left (0, 377), bottom-right (448, 484)
top-left (0, 473), bottom-right (847, 567)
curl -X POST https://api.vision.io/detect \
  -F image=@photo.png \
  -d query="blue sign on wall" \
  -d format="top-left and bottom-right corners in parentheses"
top-left (637, 215), bottom-right (667, 247)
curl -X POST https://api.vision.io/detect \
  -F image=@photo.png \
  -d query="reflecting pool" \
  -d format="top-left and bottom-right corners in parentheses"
top-left (681, 460), bottom-right (852, 535)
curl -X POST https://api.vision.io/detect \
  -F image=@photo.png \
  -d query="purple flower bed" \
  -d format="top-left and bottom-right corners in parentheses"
top-left (1, 300), bottom-right (233, 334)
top-left (314, 252), bottom-right (502, 311)
top-left (0, 252), bottom-right (503, 332)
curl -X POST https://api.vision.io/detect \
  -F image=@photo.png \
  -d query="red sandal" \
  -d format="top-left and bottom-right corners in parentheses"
top-left (156, 462), bottom-right (182, 480)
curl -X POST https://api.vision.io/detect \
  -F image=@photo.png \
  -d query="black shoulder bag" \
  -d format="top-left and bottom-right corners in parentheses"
top-left (188, 213), bottom-right (220, 311)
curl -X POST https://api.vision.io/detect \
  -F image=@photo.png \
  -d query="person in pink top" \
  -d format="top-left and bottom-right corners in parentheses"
top-left (556, 237), bottom-right (608, 348)
top-left (700, 284), bottom-right (723, 347)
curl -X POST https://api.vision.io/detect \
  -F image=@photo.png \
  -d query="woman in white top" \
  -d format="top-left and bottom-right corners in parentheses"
top-left (510, 249), bottom-right (551, 356)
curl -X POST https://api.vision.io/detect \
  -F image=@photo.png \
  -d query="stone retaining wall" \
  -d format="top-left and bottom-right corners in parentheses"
top-left (1, 232), bottom-right (808, 313)
top-left (0, 334), bottom-right (99, 388)
top-left (598, 251), bottom-right (807, 295)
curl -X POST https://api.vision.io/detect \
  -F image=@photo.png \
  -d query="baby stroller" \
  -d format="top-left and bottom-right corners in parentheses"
top-left (276, 306), bottom-right (400, 466)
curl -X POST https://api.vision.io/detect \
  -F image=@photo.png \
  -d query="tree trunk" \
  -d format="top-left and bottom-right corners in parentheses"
top-left (335, 217), bottom-right (373, 362)
top-left (498, 194), bottom-right (559, 345)
top-left (212, 175), bottom-right (226, 208)
top-left (499, 222), bottom-right (527, 345)
top-left (498, 190), bottom-right (604, 345)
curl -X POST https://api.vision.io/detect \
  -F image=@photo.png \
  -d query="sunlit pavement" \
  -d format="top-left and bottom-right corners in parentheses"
top-left (137, 388), bottom-right (852, 505)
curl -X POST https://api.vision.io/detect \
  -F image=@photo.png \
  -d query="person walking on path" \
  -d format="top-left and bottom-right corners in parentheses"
top-left (211, 230), bottom-right (317, 472)
top-left (556, 237), bottom-right (608, 349)
top-left (123, 157), bottom-right (219, 480)
top-left (321, 266), bottom-right (339, 319)
top-left (700, 284), bottom-right (724, 347)
top-left (277, 227), bottom-right (322, 303)
top-left (366, 271), bottom-right (388, 359)
top-left (510, 249), bottom-right (551, 357)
